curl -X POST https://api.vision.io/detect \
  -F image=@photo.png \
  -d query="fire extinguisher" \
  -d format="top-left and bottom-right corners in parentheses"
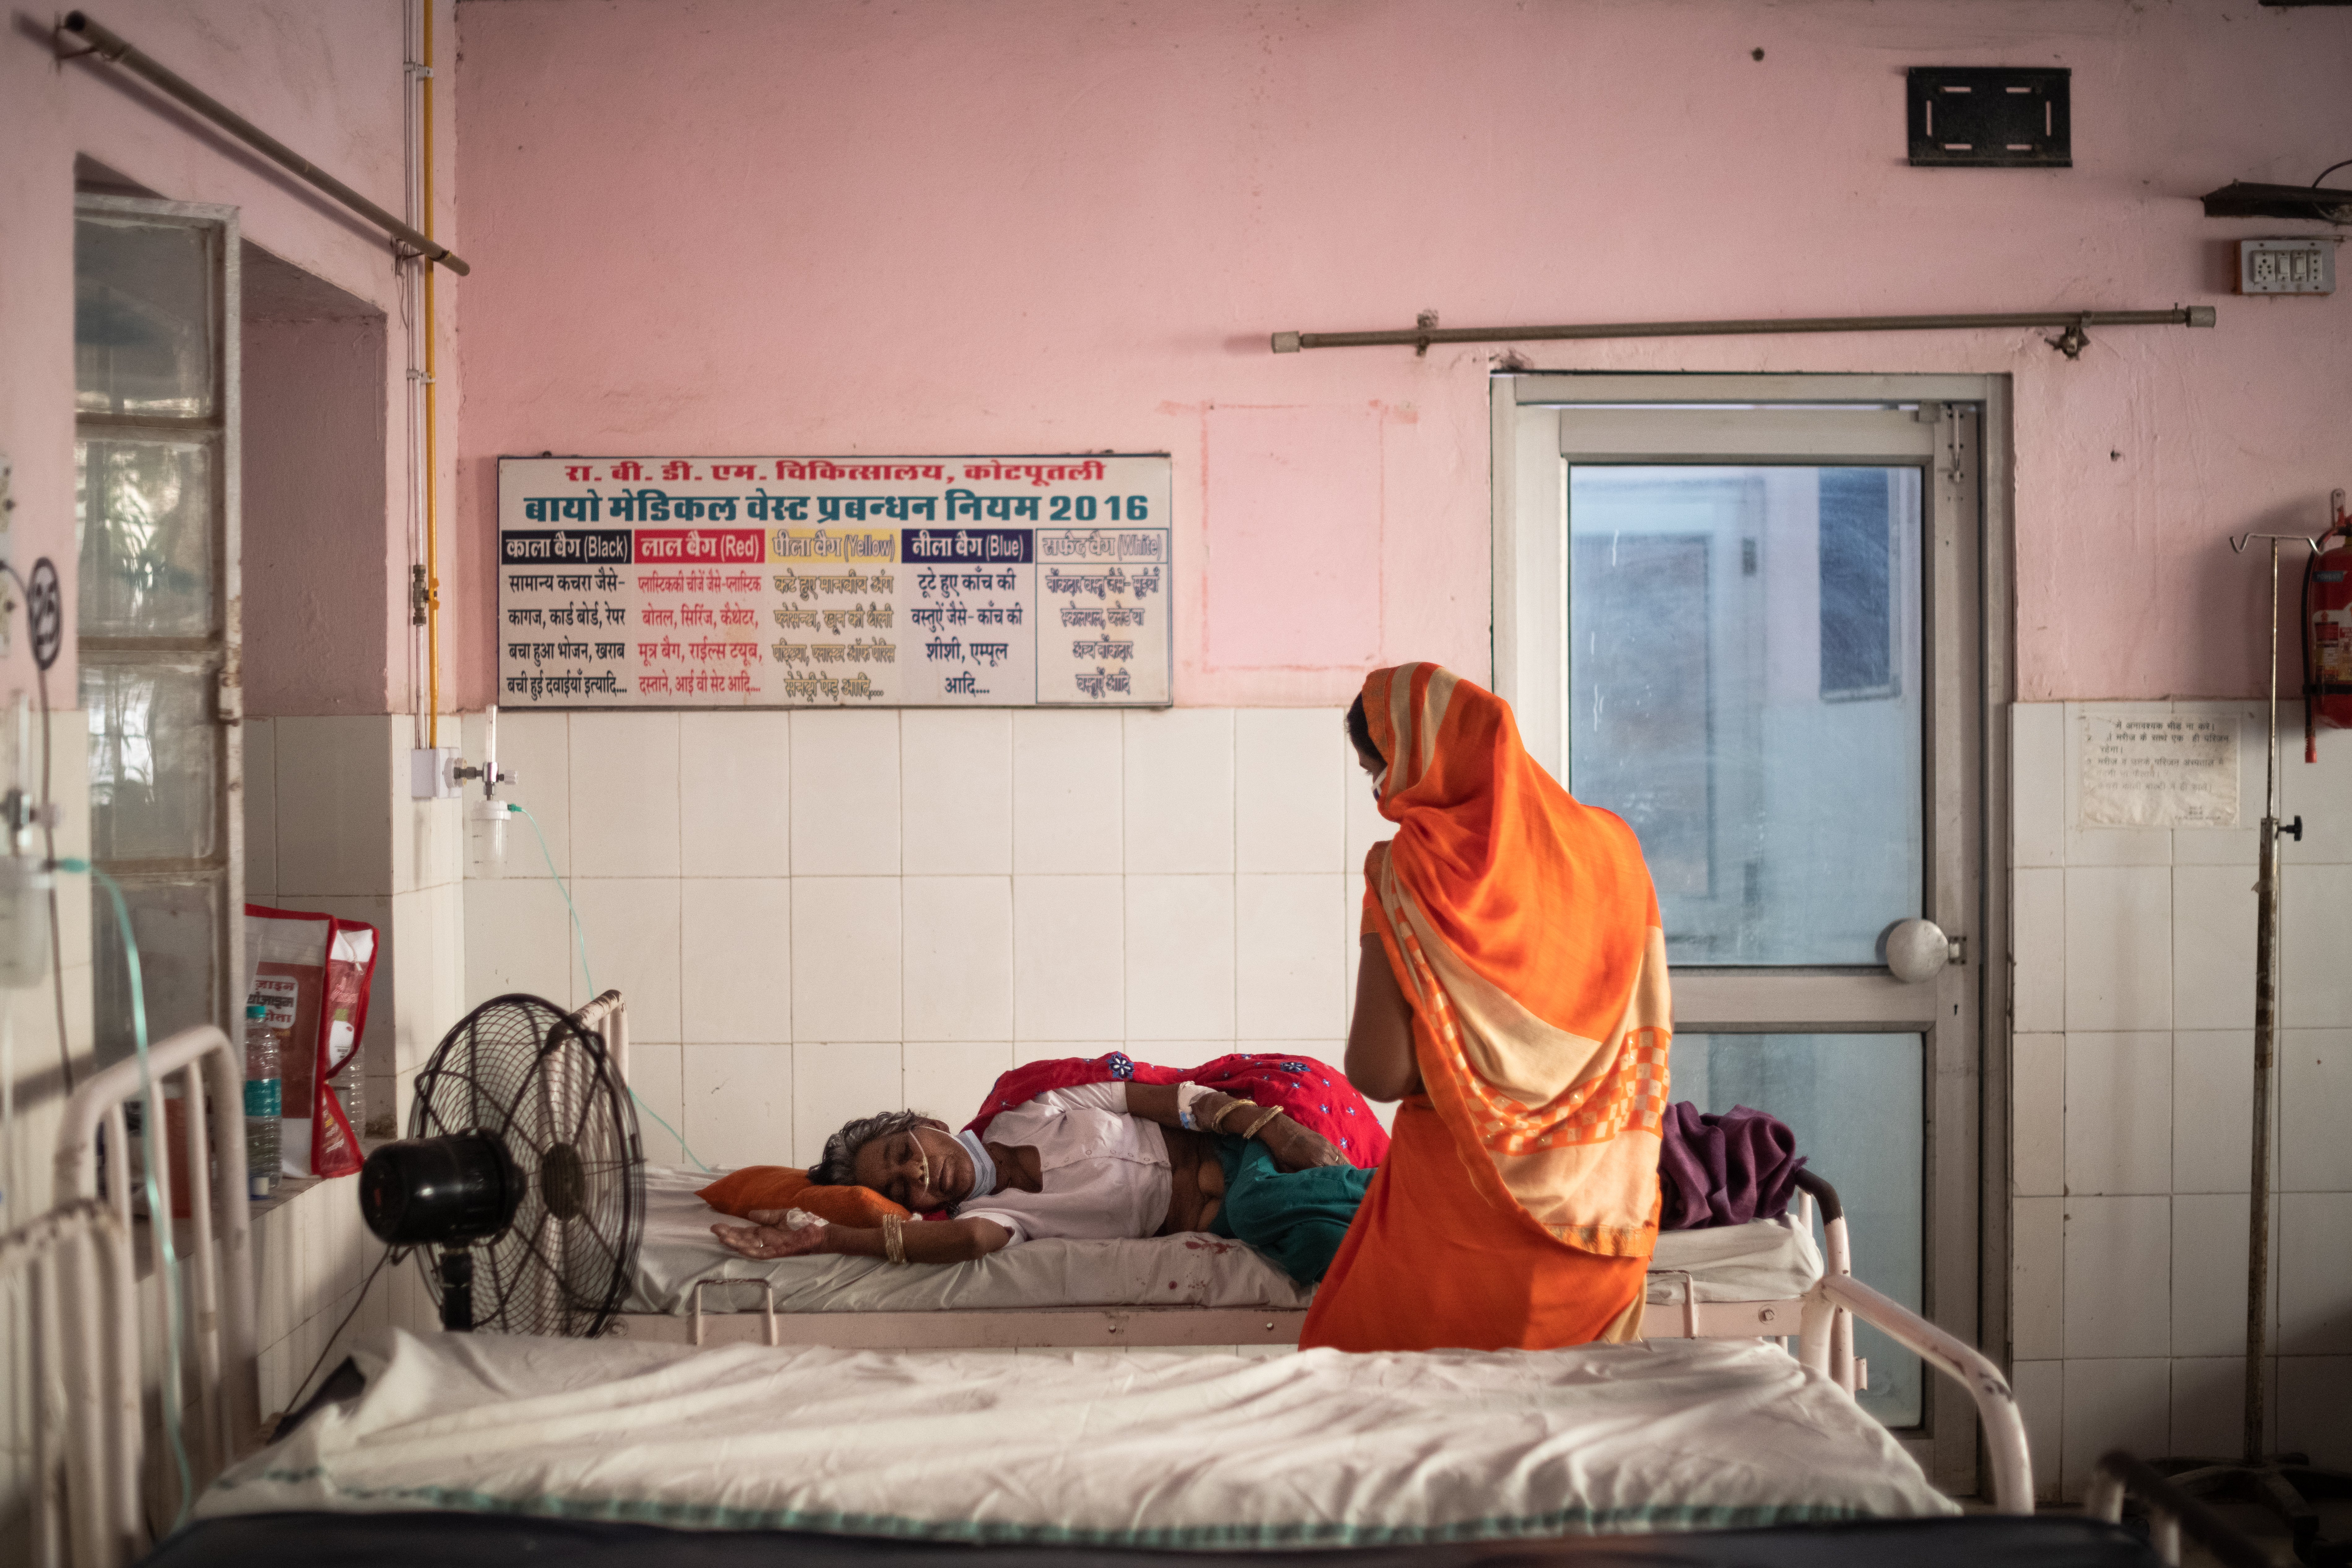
top-left (2305, 487), bottom-right (2352, 759)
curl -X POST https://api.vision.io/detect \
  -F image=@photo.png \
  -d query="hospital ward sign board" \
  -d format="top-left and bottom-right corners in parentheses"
top-left (2077, 711), bottom-right (2241, 828)
top-left (495, 454), bottom-right (1173, 708)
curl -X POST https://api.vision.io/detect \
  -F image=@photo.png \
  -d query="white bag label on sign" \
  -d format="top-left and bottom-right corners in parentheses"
top-left (496, 455), bottom-right (1172, 707)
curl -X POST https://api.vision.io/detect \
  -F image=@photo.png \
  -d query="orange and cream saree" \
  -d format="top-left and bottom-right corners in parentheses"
top-left (1300, 664), bottom-right (1672, 1352)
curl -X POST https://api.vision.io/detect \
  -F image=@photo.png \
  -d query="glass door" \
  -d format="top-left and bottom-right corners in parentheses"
top-left (74, 195), bottom-right (244, 1060)
top-left (1499, 386), bottom-right (1989, 1489)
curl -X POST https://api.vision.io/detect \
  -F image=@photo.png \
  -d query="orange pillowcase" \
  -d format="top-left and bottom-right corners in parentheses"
top-left (697, 1166), bottom-right (911, 1228)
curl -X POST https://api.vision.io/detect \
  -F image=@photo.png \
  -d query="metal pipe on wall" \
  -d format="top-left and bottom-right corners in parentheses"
top-left (56, 11), bottom-right (470, 275)
top-left (422, 3), bottom-right (445, 748)
top-left (1270, 306), bottom-right (2215, 355)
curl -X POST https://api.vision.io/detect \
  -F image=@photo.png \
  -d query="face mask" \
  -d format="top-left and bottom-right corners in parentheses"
top-left (950, 1129), bottom-right (998, 1213)
top-left (1371, 767), bottom-right (1388, 806)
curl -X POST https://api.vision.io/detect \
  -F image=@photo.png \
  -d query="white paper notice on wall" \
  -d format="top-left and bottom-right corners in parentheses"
top-left (2077, 713), bottom-right (2240, 828)
top-left (495, 455), bottom-right (1172, 707)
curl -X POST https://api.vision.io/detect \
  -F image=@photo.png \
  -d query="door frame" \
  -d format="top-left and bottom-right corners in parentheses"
top-left (1490, 372), bottom-right (2013, 1497)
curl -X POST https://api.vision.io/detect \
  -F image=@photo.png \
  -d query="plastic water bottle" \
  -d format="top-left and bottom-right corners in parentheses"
top-left (244, 1002), bottom-right (280, 1199)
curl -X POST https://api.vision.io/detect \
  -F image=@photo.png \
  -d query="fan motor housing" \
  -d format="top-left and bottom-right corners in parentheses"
top-left (361, 1132), bottom-right (524, 1246)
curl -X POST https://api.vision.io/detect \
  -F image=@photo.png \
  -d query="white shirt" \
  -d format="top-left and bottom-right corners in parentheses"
top-left (956, 1084), bottom-right (1171, 1245)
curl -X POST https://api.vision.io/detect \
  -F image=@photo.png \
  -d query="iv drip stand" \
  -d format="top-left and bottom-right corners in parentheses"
top-left (2144, 529), bottom-right (2349, 1568)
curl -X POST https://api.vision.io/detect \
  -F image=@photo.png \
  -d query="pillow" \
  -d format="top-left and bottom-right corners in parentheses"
top-left (697, 1166), bottom-right (910, 1228)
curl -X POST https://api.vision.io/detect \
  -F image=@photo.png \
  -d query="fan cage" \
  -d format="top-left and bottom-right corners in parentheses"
top-left (407, 993), bottom-right (644, 1337)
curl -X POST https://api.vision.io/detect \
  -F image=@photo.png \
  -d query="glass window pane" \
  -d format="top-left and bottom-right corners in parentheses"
top-left (74, 215), bottom-right (218, 418)
top-left (92, 875), bottom-right (221, 1069)
top-left (82, 662), bottom-right (219, 862)
top-left (1671, 1031), bottom-right (1923, 1427)
top-left (76, 438), bottom-right (218, 638)
top-left (1568, 465), bottom-right (1923, 965)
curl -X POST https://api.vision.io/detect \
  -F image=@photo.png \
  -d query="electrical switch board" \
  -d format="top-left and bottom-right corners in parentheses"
top-left (2238, 238), bottom-right (2336, 295)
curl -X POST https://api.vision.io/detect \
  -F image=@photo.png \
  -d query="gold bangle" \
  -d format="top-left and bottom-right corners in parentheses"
top-left (1241, 1107), bottom-right (1284, 1140)
top-left (882, 1212), bottom-right (908, 1264)
top-left (1208, 1098), bottom-right (1259, 1133)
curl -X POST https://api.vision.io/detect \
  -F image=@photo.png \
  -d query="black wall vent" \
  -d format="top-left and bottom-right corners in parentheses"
top-left (1907, 67), bottom-right (2071, 168)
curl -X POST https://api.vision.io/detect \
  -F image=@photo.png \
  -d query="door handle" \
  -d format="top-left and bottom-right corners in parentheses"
top-left (1881, 918), bottom-right (1961, 984)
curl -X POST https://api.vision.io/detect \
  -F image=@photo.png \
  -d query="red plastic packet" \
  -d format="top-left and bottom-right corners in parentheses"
top-left (244, 905), bottom-right (379, 1178)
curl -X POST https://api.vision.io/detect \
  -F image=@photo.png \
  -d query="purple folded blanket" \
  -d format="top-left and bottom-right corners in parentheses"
top-left (1658, 1102), bottom-right (1807, 1229)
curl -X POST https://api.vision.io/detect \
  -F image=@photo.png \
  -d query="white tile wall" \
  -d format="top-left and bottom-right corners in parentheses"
top-left (791, 710), bottom-right (901, 875)
top-left (2012, 1034), bottom-right (2064, 1197)
top-left (1014, 875), bottom-right (1125, 1039)
top-left (681, 711), bottom-right (789, 877)
top-left (904, 876), bottom-right (1013, 1040)
top-left (2062, 866), bottom-right (2173, 1031)
top-left (2064, 1196), bottom-right (2172, 1359)
top-left (792, 877), bottom-right (902, 1041)
top-left (2063, 1033), bottom-right (2170, 1196)
top-left (1126, 875), bottom-right (1237, 1039)
top-left (1124, 709), bottom-right (1235, 874)
top-left (684, 1043), bottom-right (794, 1168)
top-left (2281, 1030), bottom-right (2352, 1192)
top-left (1011, 710), bottom-right (1122, 873)
top-left (2172, 1031), bottom-right (2254, 1193)
top-left (902, 711), bottom-right (1011, 875)
top-left (463, 709), bottom-right (1381, 1181)
top-left (2009, 702), bottom-right (2352, 1498)
top-left (681, 878), bottom-right (793, 1041)
top-left (2060, 1358), bottom-right (2171, 1499)
top-left (570, 712), bottom-right (682, 878)
top-left (1235, 710), bottom-right (1346, 874)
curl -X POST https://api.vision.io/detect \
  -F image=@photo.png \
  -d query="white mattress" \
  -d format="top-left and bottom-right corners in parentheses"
top-left (627, 1166), bottom-right (1314, 1315)
top-left (1646, 1216), bottom-right (1824, 1304)
top-left (202, 1328), bottom-right (1956, 1544)
top-left (635, 1168), bottom-right (1824, 1317)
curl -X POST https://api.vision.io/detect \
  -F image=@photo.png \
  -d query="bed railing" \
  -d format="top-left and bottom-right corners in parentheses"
top-left (51, 1025), bottom-right (262, 1537)
top-left (2, 1197), bottom-right (140, 1568)
top-left (1797, 1269), bottom-right (2032, 1514)
top-left (570, 989), bottom-right (629, 1086)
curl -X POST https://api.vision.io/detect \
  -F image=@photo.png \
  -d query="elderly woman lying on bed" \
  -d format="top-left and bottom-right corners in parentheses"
top-left (711, 1079), bottom-right (1375, 1283)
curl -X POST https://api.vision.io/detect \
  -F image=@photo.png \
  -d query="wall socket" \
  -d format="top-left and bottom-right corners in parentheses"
top-left (2238, 237), bottom-right (2337, 295)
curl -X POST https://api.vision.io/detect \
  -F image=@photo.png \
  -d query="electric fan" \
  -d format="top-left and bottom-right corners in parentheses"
top-left (359, 993), bottom-right (644, 1335)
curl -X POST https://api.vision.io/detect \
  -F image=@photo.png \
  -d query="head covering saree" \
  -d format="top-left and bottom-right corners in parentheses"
top-left (1357, 662), bottom-right (1672, 1257)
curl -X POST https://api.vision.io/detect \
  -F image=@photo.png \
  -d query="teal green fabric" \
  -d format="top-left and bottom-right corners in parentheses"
top-left (1205, 1137), bottom-right (1374, 1284)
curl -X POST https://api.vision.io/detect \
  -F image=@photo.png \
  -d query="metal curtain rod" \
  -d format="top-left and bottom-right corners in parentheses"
top-left (1270, 306), bottom-right (2215, 357)
top-left (56, 10), bottom-right (471, 276)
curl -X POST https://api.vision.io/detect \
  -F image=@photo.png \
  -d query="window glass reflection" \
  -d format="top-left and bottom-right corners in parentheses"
top-left (1568, 465), bottom-right (1923, 965)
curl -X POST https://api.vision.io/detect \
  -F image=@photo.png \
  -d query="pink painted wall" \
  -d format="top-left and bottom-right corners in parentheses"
top-left (0, 0), bottom-right (454, 714)
top-left (454, 0), bottom-right (2352, 707)
top-left (244, 311), bottom-right (391, 715)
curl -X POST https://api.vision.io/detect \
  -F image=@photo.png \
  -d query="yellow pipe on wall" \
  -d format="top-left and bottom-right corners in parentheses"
top-left (423, 0), bottom-right (443, 749)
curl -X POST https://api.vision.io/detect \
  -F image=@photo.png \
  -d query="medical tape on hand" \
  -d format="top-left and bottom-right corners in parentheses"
top-left (1175, 1080), bottom-right (1210, 1131)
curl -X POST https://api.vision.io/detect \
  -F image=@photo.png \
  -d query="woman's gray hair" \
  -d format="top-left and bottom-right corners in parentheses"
top-left (808, 1108), bottom-right (934, 1186)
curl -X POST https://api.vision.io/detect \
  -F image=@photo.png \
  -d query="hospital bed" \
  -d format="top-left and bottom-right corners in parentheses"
top-left (9, 1022), bottom-right (2242, 1568)
top-left (577, 996), bottom-right (1861, 1382)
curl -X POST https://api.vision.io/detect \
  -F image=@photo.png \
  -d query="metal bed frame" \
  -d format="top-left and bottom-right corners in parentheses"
top-left (15, 1023), bottom-right (260, 1568)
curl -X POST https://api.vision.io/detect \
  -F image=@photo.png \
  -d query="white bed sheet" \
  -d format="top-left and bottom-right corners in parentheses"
top-left (638, 1169), bottom-right (1823, 1317)
top-left (202, 1328), bottom-right (1956, 1544)
top-left (629, 1166), bottom-right (1314, 1315)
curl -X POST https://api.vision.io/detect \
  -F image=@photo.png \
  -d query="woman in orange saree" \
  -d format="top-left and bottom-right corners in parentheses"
top-left (1299, 663), bottom-right (1673, 1352)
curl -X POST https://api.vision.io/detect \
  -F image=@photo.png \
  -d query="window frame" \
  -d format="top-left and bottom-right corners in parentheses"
top-left (74, 192), bottom-right (246, 1062)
